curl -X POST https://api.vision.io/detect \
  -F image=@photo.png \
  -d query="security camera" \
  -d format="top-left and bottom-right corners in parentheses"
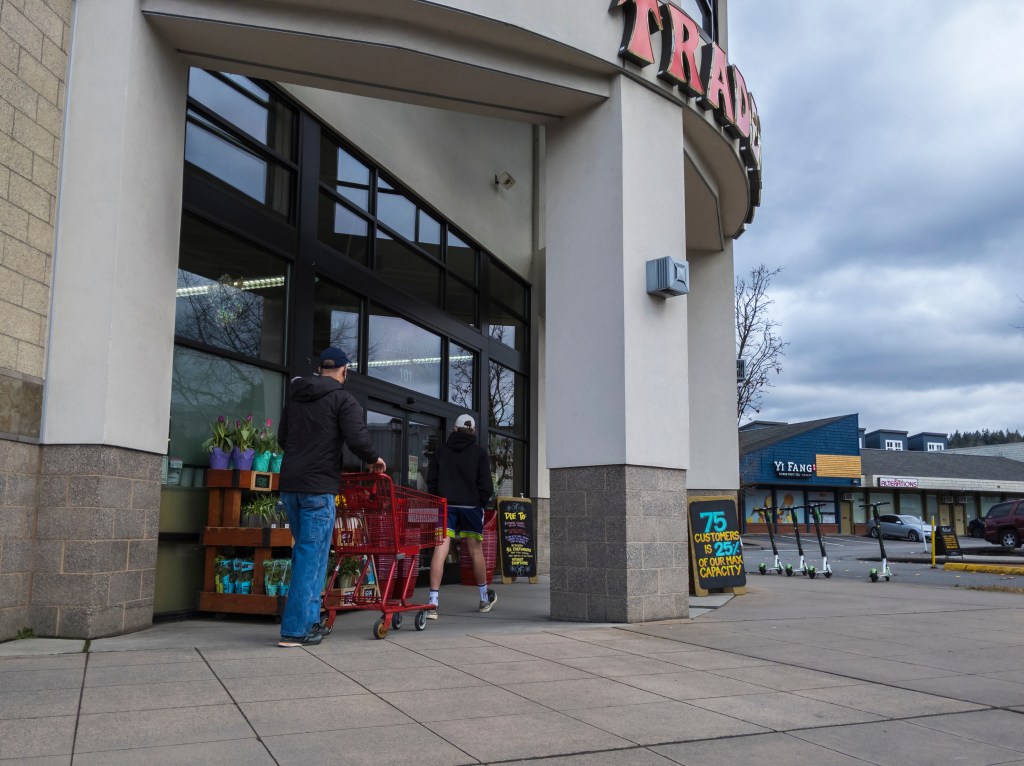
top-left (495, 171), bottom-right (516, 189)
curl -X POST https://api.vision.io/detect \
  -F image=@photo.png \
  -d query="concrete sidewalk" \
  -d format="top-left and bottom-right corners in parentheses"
top-left (3, 575), bottom-right (1024, 765)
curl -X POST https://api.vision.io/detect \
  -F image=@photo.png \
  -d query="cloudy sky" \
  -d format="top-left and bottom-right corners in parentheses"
top-left (727, 1), bottom-right (1024, 438)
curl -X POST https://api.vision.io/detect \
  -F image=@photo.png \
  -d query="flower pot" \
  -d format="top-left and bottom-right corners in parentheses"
top-left (209, 447), bottom-right (231, 470)
top-left (269, 452), bottom-right (283, 473)
top-left (252, 451), bottom-right (272, 471)
top-left (266, 584), bottom-right (279, 597)
top-left (232, 447), bottom-right (256, 471)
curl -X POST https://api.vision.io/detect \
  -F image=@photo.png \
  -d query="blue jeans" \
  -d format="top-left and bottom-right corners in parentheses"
top-left (279, 492), bottom-right (335, 639)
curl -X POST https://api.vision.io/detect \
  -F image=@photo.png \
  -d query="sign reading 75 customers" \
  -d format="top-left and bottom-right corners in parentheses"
top-left (688, 498), bottom-right (746, 590)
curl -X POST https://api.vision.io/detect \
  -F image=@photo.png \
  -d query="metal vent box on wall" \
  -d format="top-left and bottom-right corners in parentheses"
top-left (646, 256), bottom-right (689, 298)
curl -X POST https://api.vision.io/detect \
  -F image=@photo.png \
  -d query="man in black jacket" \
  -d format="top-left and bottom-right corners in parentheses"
top-left (426, 414), bottom-right (495, 618)
top-left (276, 347), bottom-right (385, 647)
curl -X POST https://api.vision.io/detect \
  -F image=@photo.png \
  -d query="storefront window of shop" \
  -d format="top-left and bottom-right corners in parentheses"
top-left (744, 491), bottom-right (774, 525)
top-left (963, 495), bottom-right (979, 520)
top-left (175, 215), bottom-right (288, 365)
top-left (448, 342), bottom-right (475, 409)
top-left (807, 491), bottom-right (836, 525)
top-left (489, 433), bottom-right (525, 498)
top-left (868, 492), bottom-right (895, 513)
top-left (488, 260), bottom-right (528, 353)
top-left (851, 492), bottom-right (868, 524)
top-left (375, 231), bottom-right (442, 307)
top-left (981, 495), bottom-right (1003, 515)
top-left (319, 135), bottom-right (371, 210)
top-left (185, 70), bottom-right (295, 217)
top-left (926, 494), bottom-right (938, 521)
top-left (488, 361), bottom-right (526, 497)
top-left (167, 346), bottom-right (285, 468)
top-left (313, 278), bottom-right (362, 371)
top-left (898, 493), bottom-right (924, 520)
top-left (317, 194), bottom-right (370, 265)
top-left (367, 305), bottom-right (442, 398)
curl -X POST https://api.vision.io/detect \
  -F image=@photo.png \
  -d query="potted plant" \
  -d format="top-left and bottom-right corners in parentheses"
top-left (252, 419), bottom-right (281, 472)
top-left (241, 494), bottom-right (277, 528)
top-left (337, 556), bottom-right (361, 590)
top-left (202, 415), bottom-right (234, 470)
top-left (232, 414), bottom-right (258, 470)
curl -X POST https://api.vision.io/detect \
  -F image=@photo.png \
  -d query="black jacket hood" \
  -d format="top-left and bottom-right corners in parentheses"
top-left (446, 430), bottom-right (478, 452)
top-left (289, 375), bottom-right (342, 402)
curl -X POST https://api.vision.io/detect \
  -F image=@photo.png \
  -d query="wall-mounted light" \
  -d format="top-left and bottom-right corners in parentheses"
top-left (495, 171), bottom-right (516, 189)
top-left (645, 256), bottom-right (689, 298)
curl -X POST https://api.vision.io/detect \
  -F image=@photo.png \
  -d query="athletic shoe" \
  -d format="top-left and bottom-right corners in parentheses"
top-left (479, 589), bottom-right (497, 613)
top-left (278, 625), bottom-right (323, 648)
top-left (425, 607), bottom-right (438, 620)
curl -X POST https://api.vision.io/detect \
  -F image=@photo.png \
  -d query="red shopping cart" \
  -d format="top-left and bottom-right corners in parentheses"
top-left (320, 472), bottom-right (446, 640)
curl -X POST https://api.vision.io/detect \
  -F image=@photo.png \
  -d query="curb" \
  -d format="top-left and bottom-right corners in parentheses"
top-left (943, 562), bottom-right (1024, 575)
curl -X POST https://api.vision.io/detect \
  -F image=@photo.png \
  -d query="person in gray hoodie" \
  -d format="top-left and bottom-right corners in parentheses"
top-left (425, 414), bottom-right (495, 618)
top-left (276, 347), bottom-right (385, 647)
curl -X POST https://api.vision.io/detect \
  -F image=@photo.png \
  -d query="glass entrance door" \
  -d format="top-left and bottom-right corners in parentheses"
top-left (365, 405), bottom-right (443, 490)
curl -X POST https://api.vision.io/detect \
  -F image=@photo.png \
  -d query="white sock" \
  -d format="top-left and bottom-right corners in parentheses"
top-left (478, 584), bottom-right (489, 601)
top-left (429, 590), bottom-right (439, 606)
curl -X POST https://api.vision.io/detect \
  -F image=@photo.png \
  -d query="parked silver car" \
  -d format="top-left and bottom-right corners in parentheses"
top-left (866, 514), bottom-right (933, 542)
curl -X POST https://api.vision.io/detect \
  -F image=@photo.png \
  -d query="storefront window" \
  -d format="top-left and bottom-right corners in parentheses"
top-left (168, 346), bottom-right (285, 466)
top-left (318, 194), bottom-right (370, 265)
top-left (489, 434), bottom-right (525, 499)
top-left (175, 216), bottom-right (287, 364)
top-left (489, 361), bottom-right (524, 437)
top-left (446, 275), bottom-right (478, 327)
top-left (367, 306), bottom-right (441, 397)
top-left (899, 493), bottom-right (923, 520)
top-left (377, 182), bottom-right (416, 239)
top-left (447, 231), bottom-right (477, 284)
top-left (448, 342), bottom-right (475, 409)
top-left (981, 495), bottom-right (1003, 515)
top-left (313, 278), bottom-right (361, 371)
top-left (963, 496), bottom-right (979, 520)
top-left (489, 260), bottom-right (527, 316)
top-left (319, 136), bottom-right (370, 211)
top-left (185, 70), bottom-right (294, 216)
top-left (375, 231), bottom-right (441, 307)
top-left (489, 309), bottom-right (525, 352)
top-left (807, 491), bottom-right (836, 525)
top-left (744, 491), bottom-right (774, 525)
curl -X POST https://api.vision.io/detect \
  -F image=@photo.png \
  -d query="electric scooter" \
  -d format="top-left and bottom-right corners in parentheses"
top-left (863, 501), bottom-right (892, 581)
top-left (808, 503), bottom-right (833, 579)
top-left (784, 506), bottom-right (813, 576)
top-left (756, 506), bottom-right (791, 576)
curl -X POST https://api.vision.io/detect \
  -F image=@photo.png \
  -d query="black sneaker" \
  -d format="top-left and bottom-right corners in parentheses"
top-left (278, 625), bottom-right (323, 648)
top-left (478, 589), bottom-right (497, 613)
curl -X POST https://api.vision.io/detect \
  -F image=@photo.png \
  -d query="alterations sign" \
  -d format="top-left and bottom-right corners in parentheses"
top-left (688, 497), bottom-right (745, 593)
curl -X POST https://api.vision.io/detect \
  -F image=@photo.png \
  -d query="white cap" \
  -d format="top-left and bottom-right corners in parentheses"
top-left (455, 414), bottom-right (475, 430)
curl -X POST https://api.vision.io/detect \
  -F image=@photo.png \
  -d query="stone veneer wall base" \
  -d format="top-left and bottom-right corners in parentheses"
top-left (3, 444), bottom-right (163, 640)
top-left (549, 465), bottom-right (688, 623)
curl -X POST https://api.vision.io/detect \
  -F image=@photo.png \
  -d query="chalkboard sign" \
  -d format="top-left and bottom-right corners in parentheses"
top-left (689, 497), bottom-right (746, 595)
top-left (497, 497), bottom-right (537, 580)
top-left (935, 525), bottom-right (963, 557)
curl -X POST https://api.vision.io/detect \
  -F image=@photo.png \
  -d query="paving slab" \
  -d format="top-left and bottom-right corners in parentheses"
top-left (708, 663), bottom-right (862, 691)
top-left (615, 668), bottom-right (774, 701)
top-left (0, 715), bottom-right (76, 760)
top-left (0, 687), bottom-right (80, 720)
top-left (499, 677), bottom-right (667, 710)
top-left (0, 653), bottom-right (85, 673)
top-left (262, 722), bottom-right (475, 766)
top-left (792, 719), bottom-right (1022, 766)
top-left (83, 660), bottom-right (215, 688)
top-left (0, 668), bottom-right (84, 693)
top-left (905, 709), bottom-right (1024, 752)
top-left (0, 639), bottom-right (84, 657)
top-left (565, 699), bottom-right (769, 745)
top-left (467, 658), bottom-right (595, 685)
top-left (240, 692), bottom-right (413, 736)
top-left (73, 704), bottom-right (254, 753)
top-left (896, 673), bottom-right (1024, 707)
top-left (653, 648), bottom-right (773, 670)
top-left (218, 669), bottom-right (365, 702)
top-left (500, 638), bottom-right (637, 660)
top-left (78, 679), bottom-right (231, 714)
top-left (85, 649), bottom-right (201, 667)
top-left (378, 684), bottom-right (547, 722)
top-left (70, 738), bottom-right (277, 766)
top-left (651, 731), bottom-right (875, 766)
top-left (424, 709), bottom-right (635, 762)
top-left (499, 749), bottom-right (677, 766)
top-left (685, 690), bottom-right (885, 730)
top-left (342, 663), bottom-right (488, 693)
top-left (791, 682), bottom-right (986, 718)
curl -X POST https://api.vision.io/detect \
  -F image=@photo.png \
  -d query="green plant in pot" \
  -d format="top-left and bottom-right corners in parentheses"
top-left (202, 415), bottom-right (234, 470)
top-left (252, 419), bottom-right (281, 472)
top-left (337, 556), bottom-right (361, 590)
top-left (242, 493), bottom-right (277, 528)
top-left (232, 414), bottom-right (258, 470)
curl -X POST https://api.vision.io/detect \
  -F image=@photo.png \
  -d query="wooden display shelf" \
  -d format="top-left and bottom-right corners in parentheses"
top-left (199, 591), bottom-right (283, 616)
top-left (203, 527), bottom-right (293, 547)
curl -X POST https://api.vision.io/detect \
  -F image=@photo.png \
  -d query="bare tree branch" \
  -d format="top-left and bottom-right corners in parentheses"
top-left (736, 264), bottom-right (788, 423)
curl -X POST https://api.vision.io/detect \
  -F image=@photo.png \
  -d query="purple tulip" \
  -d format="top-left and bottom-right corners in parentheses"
top-left (218, 415), bottom-right (225, 423)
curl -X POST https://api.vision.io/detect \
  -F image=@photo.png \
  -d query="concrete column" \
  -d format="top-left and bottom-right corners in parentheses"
top-left (546, 77), bottom-right (690, 622)
top-left (28, 1), bottom-right (186, 637)
top-left (44, 0), bottom-right (186, 453)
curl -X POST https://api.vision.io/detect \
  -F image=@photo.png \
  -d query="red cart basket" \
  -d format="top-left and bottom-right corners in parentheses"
top-left (320, 472), bottom-right (446, 640)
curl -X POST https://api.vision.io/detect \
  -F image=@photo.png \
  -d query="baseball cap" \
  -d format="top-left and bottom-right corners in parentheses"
top-left (318, 347), bottom-right (351, 369)
top-left (455, 414), bottom-right (475, 430)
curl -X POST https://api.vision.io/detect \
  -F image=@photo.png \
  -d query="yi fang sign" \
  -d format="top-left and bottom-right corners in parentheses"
top-left (612, 0), bottom-right (762, 223)
top-left (688, 497), bottom-right (746, 595)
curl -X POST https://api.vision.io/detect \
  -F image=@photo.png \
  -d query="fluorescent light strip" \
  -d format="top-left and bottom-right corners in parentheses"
top-left (176, 276), bottom-right (285, 297)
